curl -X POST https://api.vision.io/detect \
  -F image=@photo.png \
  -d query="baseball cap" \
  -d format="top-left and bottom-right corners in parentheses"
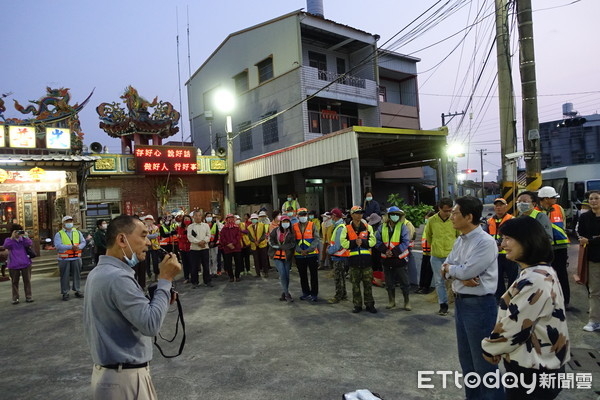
top-left (225, 213), bottom-right (234, 219)
top-left (250, 213), bottom-right (259, 219)
top-left (330, 208), bottom-right (344, 218)
top-left (62, 216), bottom-right (73, 223)
top-left (537, 186), bottom-right (560, 199)
top-left (280, 215), bottom-right (291, 221)
top-left (258, 210), bottom-right (267, 217)
top-left (297, 207), bottom-right (308, 215)
top-left (350, 205), bottom-right (364, 214)
top-left (493, 198), bottom-right (507, 205)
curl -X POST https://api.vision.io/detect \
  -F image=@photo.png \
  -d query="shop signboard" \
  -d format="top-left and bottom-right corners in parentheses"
top-left (0, 128), bottom-right (5, 147)
top-left (46, 127), bottom-right (71, 149)
top-left (134, 145), bottom-right (198, 175)
top-left (9, 126), bottom-right (36, 148)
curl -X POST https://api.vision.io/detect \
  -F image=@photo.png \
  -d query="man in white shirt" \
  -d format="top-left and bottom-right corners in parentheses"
top-left (187, 212), bottom-right (212, 287)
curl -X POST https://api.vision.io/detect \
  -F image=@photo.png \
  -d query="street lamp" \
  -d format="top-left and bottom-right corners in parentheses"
top-left (214, 88), bottom-right (236, 214)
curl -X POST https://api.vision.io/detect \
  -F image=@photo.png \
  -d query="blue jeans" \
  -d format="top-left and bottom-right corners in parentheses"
top-left (430, 256), bottom-right (448, 304)
top-left (274, 259), bottom-right (291, 293)
top-left (455, 295), bottom-right (504, 400)
top-left (58, 258), bottom-right (82, 294)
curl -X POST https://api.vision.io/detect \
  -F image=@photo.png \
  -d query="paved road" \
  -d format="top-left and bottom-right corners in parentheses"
top-left (1, 245), bottom-right (598, 399)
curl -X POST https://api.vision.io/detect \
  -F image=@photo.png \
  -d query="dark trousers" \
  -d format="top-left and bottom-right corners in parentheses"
top-left (552, 248), bottom-right (570, 305)
top-left (180, 250), bottom-right (192, 280)
top-left (9, 266), bottom-right (32, 301)
top-left (217, 248), bottom-right (223, 271)
top-left (223, 251), bottom-right (242, 279)
top-left (504, 360), bottom-right (563, 400)
top-left (383, 258), bottom-right (409, 295)
top-left (418, 254), bottom-right (432, 288)
top-left (241, 247), bottom-right (251, 272)
top-left (94, 248), bottom-right (106, 265)
top-left (146, 249), bottom-right (160, 277)
top-left (133, 260), bottom-right (146, 289)
top-left (253, 247), bottom-right (269, 275)
top-left (190, 249), bottom-right (210, 285)
top-left (495, 253), bottom-right (519, 299)
top-left (296, 256), bottom-right (319, 296)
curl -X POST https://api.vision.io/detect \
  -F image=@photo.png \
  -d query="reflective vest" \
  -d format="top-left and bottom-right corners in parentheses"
top-left (282, 199), bottom-right (299, 212)
top-left (421, 236), bottom-right (431, 255)
top-left (540, 205), bottom-right (570, 246)
top-left (247, 223), bottom-right (269, 250)
top-left (329, 223), bottom-right (349, 257)
top-left (273, 229), bottom-right (289, 260)
top-left (159, 224), bottom-right (173, 246)
top-left (293, 221), bottom-right (319, 256)
top-left (148, 225), bottom-right (161, 250)
top-left (380, 223), bottom-right (409, 259)
top-left (487, 213), bottom-right (513, 254)
top-left (58, 230), bottom-right (82, 259)
top-left (209, 223), bottom-right (220, 245)
top-left (346, 223), bottom-right (371, 257)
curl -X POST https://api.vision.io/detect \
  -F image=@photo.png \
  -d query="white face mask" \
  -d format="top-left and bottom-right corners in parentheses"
top-left (517, 202), bottom-right (532, 213)
top-left (205, 217), bottom-right (213, 223)
top-left (299, 216), bottom-right (308, 223)
top-left (366, 196), bottom-right (373, 202)
top-left (101, 223), bottom-right (108, 230)
top-left (281, 222), bottom-right (290, 229)
top-left (64, 223), bottom-right (73, 229)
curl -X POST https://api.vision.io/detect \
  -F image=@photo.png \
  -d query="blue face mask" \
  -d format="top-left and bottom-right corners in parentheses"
top-left (64, 223), bottom-right (74, 229)
top-left (390, 215), bottom-right (400, 223)
top-left (122, 236), bottom-right (139, 268)
top-left (299, 216), bottom-right (308, 223)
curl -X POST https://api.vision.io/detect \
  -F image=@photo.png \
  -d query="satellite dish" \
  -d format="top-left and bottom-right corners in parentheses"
top-left (90, 142), bottom-right (103, 153)
top-left (216, 147), bottom-right (227, 157)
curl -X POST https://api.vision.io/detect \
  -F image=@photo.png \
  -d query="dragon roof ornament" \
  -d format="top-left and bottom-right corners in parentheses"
top-left (97, 86), bottom-right (180, 138)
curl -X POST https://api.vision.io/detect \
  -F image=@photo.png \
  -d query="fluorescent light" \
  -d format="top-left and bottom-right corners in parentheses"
top-left (0, 159), bottom-right (23, 163)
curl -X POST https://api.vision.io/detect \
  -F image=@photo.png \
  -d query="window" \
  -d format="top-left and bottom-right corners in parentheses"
top-left (309, 51), bottom-right (327, 80)
top-left (262, 111), bottom-right (279, 145)
top-left (234, 71), bottom-right (249, 94)
top-left (257, 57), bottom-right (273, 83)
top-left (336, 58), bottom-right (346, 74)
top-left (308, 111), bottom-right (321, 133)
top-left (379, 86), bottom-right (387, 102)
top-left (238, 121), bottom-right (253, 152)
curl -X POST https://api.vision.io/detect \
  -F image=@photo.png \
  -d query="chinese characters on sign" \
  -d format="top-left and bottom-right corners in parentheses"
top-left (134, 145), bottom-right (198, 175)
top-left (9, 126), bottom-right (36, 148)
top-left (46, 127), bottom-right (71, 149)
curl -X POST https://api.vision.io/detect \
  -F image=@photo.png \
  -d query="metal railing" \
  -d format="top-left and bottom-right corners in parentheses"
top-left (317, 70), bottom-right (366, 89)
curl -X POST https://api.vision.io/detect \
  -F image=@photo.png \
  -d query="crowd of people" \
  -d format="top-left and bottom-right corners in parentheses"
top-left (2, 187), bottom-right (598, 399)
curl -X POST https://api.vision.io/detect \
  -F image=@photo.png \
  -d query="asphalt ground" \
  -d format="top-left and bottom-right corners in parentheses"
top-left (1, 245), bottom-right (599, 400)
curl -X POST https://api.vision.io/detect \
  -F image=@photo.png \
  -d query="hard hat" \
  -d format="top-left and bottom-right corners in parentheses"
top-left (387, 206), bottom-right (403, 214)
top-left (537, 186), bottom-right (559, 199)
top-left (350, 205), bottom-right (364, 214)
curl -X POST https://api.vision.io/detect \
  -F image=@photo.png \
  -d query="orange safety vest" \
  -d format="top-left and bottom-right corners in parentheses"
top-left (58, 229), bottom-right (82, 259)
top-left (346, 222), bottom-right (371, 257)
top-left (159, 224), bottom-right (175, 246)
top-left (487, 213), bottom-right (512, 254)
top-left (537, 205), bottom-right (570, 246)
top-left (329, 223), bottom-right (349, 257)
top-left (293, 221), bottom-right (319, 256)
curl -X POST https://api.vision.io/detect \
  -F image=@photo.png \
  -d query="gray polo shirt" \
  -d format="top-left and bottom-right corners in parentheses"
top-left (446, 225), bottom-right (498, 296)
top-left (83, 255), bottom-right (171, 365)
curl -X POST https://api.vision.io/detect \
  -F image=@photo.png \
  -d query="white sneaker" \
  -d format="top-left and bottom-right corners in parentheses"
top-left (582, 322), bottom-right (600, 332)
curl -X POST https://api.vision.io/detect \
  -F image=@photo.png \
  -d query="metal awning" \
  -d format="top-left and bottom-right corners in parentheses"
top-left (0, 154), bottom-right (101, 170)
top-left (234, 126), bottom-right (447, 182)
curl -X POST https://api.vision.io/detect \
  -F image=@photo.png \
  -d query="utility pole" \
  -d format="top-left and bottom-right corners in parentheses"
top-left (495, 0), bottom-right (518, 209)
top-left (478, 148), bottom-right (487, 203)
top-left (516, 0), bottom-right (542, 192)
top-left (441, 111), bottom-right (465, 198)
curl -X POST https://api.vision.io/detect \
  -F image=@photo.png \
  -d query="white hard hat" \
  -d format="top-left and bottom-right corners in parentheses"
top-left (537, 186), bottom-right (560, 199)
top-left (62, 216), bottom-right (74, 223)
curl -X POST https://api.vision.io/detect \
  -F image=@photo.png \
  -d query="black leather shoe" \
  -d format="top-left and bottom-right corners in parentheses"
top-left (352, 307), bottom-right (362, 313)
top-left (74, 292), bottom-right (84, 298)
top-left (366, 306), bottom-right (378, 314)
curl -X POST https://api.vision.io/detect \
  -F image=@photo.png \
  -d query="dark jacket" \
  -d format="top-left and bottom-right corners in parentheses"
top-left (93, 229), bottom-right (107, 255)
top-left (363, 199), bottom-right (381, 217)
top-left (268, 227), bottom-right (296, 260)
top-left (219, 225), bottom-right (242, 254)
top-left (577, 211), bottom-right (600, 262)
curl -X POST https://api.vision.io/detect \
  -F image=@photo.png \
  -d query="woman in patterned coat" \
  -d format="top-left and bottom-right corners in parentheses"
top-left (482, 217), bottom-right (570, 400)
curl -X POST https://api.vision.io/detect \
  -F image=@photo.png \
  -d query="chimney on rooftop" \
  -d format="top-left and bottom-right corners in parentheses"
top-left (307, 0), bottom-right (324, 18)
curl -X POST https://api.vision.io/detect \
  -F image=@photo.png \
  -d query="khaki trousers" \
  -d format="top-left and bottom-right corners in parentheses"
top-left (589, 261), bottom-right (600, 323)
top-left (91, 364), bottom-right (157, 400)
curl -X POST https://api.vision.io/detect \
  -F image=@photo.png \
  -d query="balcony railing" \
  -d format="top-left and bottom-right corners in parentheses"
top-left (302, 66), bottom-right (378, 105)
top-left (317, 70), bottom-right (365, 89)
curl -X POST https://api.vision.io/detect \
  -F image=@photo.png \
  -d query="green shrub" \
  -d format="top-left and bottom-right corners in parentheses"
top-left (386, 194), bottom-right (434, 227)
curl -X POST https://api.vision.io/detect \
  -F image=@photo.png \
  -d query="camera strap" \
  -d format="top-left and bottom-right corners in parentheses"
top-left (153, 292), bottom-right (186, 358)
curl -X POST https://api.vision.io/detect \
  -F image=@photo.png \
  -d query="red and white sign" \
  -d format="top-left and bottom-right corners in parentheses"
top-left (134, 145), bottom-right (198, 175)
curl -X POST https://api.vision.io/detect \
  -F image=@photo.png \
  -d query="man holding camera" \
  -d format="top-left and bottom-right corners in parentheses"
top-left (54, 216), bottom-right (86, 301)
top-left (83, 215), bottom-right (181, 399)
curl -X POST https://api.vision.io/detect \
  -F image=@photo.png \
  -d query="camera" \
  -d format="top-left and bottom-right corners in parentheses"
top-left (17, 230), bottom-right (25, 235)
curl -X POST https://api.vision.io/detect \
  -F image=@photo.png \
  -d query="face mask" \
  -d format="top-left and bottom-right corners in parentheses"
top-left (517, 202), bottom-right (532, 213)
top-left (101, 223), bottom-right (108, 230)
top-left (308, 215), bottom-right (314, 220)
top-left (184, 220), bottom-right (192, 226)
top-left (287, 212), bottom-right (294, 217)
top-left (287, 197), bottom-right (292, 202)
top-left (251, 219), bottom-right (258, 224)
top-left (65, 223), bottom-right (73, 229)
top-left (390, 215), bottom-right (400, 223)
top-left (122, 236), bottom-right (139, 268)
top-left (366, 197), bottom-right (373, 202)
top-left (235, 220), bottom-right (241, 224)
top-left (281, 222), bottom-right (290, 229)
top-left (299, 216), bottom-right (308, 223)
top-left (206, 217), bottom-right (213, 223)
